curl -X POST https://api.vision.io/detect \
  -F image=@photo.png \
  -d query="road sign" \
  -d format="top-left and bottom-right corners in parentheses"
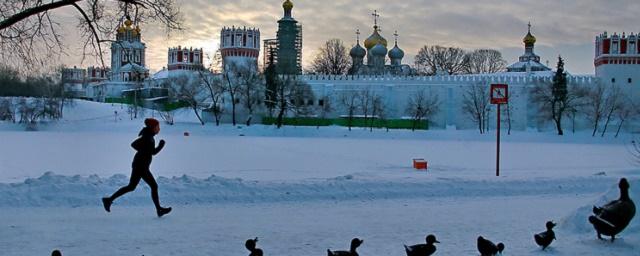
top-left (490, 84), bottom-right (508, 176)
top-left (490, 84), bottom-right (508, 105)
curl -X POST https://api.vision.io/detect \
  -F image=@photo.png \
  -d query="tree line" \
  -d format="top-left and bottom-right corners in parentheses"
top-left (460, 57), bottom-right (639, 136)
top-left (0, 65), bottom-right (74, 129)
top-left (308, 39), bottom-right (507, 75)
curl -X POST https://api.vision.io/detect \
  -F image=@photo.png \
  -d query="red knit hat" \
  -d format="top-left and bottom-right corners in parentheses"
top-left (144, 118), bottom-right (160, 128)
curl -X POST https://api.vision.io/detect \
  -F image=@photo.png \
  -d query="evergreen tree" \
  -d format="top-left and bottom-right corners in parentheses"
top-left (551, 56), bottom-right (568, 135)
top-left (264, 53), bottom-right (279, 117)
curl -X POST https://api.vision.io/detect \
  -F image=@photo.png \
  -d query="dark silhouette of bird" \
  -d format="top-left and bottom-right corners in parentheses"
top-left (534, 221), bottom-right (556, 250)
top-left (404, 234), bottom-right (440, 256)
top-left (245, 237), bottom-right (263, 256)
top-left (328, 238), bottom-right (363, 256)
top-left (589, 178), bottom-right (635, 242)
top-left (477, 236), bottom-right (504, 256)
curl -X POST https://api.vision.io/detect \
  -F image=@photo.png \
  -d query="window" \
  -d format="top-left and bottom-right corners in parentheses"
top-left (307, 99), bottom-right (314, 106)
top-left (629, 78), bottom-right (633, 84)
top-left (612, 78), bottom-right (616, 83)
top-left (319, 99), bottom-right (325, 106)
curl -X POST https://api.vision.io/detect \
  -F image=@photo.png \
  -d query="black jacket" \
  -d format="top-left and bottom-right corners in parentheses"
top-left (131, 127), bottom-right (164, 169)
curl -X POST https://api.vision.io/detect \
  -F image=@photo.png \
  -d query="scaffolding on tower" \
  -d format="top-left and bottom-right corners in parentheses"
top-left (263, 39), bottom-right (279, 71)
top-left (295, 24), bottom-right (303, 74)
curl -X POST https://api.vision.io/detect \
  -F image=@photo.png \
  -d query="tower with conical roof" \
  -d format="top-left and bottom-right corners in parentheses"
top-left (276, 0), bottom-right (302, 75)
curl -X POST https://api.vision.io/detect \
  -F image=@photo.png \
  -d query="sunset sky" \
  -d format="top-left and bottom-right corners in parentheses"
top-left (55, 0), bottom-right (640, 75)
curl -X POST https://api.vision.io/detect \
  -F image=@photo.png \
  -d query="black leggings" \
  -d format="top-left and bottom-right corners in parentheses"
top-left (109, 168), bottom-right (161, 210)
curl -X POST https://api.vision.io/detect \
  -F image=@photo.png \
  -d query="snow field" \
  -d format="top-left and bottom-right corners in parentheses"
top-left (0, 99), bottom-right (638, 255)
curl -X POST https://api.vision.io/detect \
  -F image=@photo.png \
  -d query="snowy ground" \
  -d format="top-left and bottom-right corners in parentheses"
top-left (0, 100), bottom-right (638, 255)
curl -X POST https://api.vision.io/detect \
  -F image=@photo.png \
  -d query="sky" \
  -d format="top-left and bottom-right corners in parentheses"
top-left (54, 0), bottom-right (640, 75)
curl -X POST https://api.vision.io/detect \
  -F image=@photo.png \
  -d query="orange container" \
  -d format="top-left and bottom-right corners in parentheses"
top-left (413, 159), bottom-right (428, 170)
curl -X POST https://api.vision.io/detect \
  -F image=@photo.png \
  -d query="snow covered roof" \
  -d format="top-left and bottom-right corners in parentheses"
top-left (144, 96), bottom-right (169, 101)
top-left (119, 63), bottom-right (148, 73)
top-left (152, 69), bottom-right (169, 80)
top-left (507, 60), bottom-right (551, 72)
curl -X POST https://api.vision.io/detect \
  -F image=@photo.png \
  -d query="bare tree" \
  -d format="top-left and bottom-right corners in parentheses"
top-left (583, 82), bottom-right (606, 137)
top-left (359, 88), bottom-right (373, 130)
top-left (198, 70), bottom-right (225, 126)
top-left (371, 94), bottom-right (386, 132)
top-left (238, 63), bottom-right (264, 126)
top-left (309, 39), bottom-right (351, 75)
top-left (222, 62), bottom-right (248, 126)
top-left (499, 91), bottom-right (515, 135)
top-left (414, 45), bottom-right (467, 75)
top-left (405, 90), bottom-right (440, 131)
top-left (274, 76), bottom-right (289, 129)
top-left (614, 98), bottom-right (638, 138)
top-left (464, 49), bottom-right (507, 74)
top-left (16, 97), bottom-right (46, 130)
top-left (125, 78), bottom-right (145, 120)
top-left (462, 84), bottom-right (490, 134)
top-left (0, 0), bottom-right (182, 72)
top-left (168, 75), bottom-right (206, 125)
top-left (600, 85), bottom-right (623, 137)
top-left (272, 76), bottom-right (312, 128)
top-left (155, 106), bottom-right (174, 125)
top-left (339, 90), bottom-right (360, 131)
top-left (0, 97), bottom-right (16, 122)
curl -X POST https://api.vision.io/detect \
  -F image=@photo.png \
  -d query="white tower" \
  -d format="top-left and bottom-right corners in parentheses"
top-left (168, 46), bottom-right (204, 71)
top-left (110, 16), bottom-right (148, 82)
top-left (220, 26), bottom-right (260, 71)
top-left (595, 31), bottom-right (640, 88)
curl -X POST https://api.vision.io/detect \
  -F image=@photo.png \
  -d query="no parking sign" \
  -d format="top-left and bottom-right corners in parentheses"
top-left (490, 84), bottom-right (508, 104)
top-left (490, 84), bottom-right (508, 176)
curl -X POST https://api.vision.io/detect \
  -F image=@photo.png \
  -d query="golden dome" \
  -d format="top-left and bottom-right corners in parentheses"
top-left (124, 18), bottom-right (133, 27)
top-left (523, 31), bottom-right (536, 45)
top-left (135, 26), bottom-right (141, 33)
top-left (117, 25), bottom-right (126, 33)
top-left (283, 0), bottom-right (293, 11)
top-left (523, 22), bottom-right (536, 45)
top-left (364, 27), bottom-right (388, 49)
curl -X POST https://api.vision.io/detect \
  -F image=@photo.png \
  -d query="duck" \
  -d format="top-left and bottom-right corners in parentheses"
top-left (245, 237), bottom-right (263, 256)
top-left (589, 178), bottom-right (635, 242)
top-left (404, 234), bottom-right (439, 256)
top-left (328, 238), bottom-right (363, 256)
top-left (477, 236), bottom-right (504, 256)
top-left (534, 221), bottom-right (556, 250)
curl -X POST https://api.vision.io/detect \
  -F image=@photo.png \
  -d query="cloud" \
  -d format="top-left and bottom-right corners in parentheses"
top-left (52, 0), bottom-right (640, 74)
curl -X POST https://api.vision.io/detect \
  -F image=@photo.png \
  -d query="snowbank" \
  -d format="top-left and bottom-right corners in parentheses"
top-left (562, 178), bottom-right (639, 235)
top-left (0, 171), bottom-right (617, 208)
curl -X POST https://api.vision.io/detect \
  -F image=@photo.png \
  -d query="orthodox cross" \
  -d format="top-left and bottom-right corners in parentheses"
top-left (394, 30), bottom-right (399, 45)
top-left (372, 10), bottom-right (379, 26)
